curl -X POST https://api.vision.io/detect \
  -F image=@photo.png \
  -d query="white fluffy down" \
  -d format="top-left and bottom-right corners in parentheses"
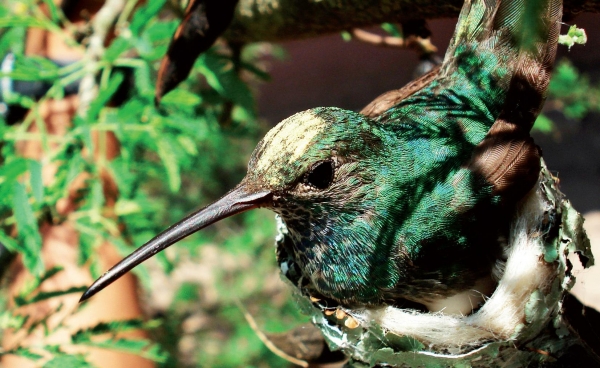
top-left (351, 183), bottom-right (556, 351)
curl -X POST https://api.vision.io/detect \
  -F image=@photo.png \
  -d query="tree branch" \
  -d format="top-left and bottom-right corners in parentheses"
top-left (225, 0), bottom-right (599, 43)
top-left (77, 0), bottom-right (126, 117)
top-left (350, 29), bottom-right (438, 54)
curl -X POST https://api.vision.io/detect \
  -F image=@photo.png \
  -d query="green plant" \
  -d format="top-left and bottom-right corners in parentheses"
top-left (533, 58), bottom-right (600, 133)
top-left (0, 1), bottom-right (304, 366)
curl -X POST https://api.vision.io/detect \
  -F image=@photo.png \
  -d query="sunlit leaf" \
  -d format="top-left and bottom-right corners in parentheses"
top-left (86, 71), bottom-right (125, 122)
top-left (114, 199), bottom-right (142, 216)
top-left (341, 30), bottom-right (352, 42)
top-left (0, 17), bottom-right (55, 31)
top-left (381, 22), bottom-right (403, 37)
top-left (156, 136), bottom-right (181, 192)
top-left (0, 310), bottom-right (27, 329)
top-left (12, 182), bottom-right (43, 274)
top-left (558, 25), bottom-right (587, 50)
top-left (0, 231), bottom-right (19, 253)
top-left (41, 0), bottom-right (63, 24)
top-left (4, 347), bottom-right (43, 361)
top-left (532, 114), bottom-right (554, 134)
top-left (29, 160), bottom-right (43, 204)
top-left (73, 324), bottom-right (169, 363)
top-left (129, 0), bottom-right (167, 35)
top-left (8, 54), bottom-right (60, 81)
top-left (132, 63), bottom-right (154, 98)
top-left (14, 286), bottom-right (87, 307)
top-left (142, 20), bottom-right (178, 44)
top-left (43, 354), bottom-right (92, 368)
top-left (104, 37), bottom-right (131, 62)
top-left (199, 53), bottom-right (256, 114)
top-left (161, 89), bottom-right (202, 108)
top-left (72, 320), bottom-right (146, 340)
top-left (0, 157), bottom-right (29, 181)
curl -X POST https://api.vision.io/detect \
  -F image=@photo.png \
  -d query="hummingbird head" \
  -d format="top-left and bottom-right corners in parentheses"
top-left (246, 107), bottom-right (401, 304)
top-left (80, 107), bottom-right (400, 304)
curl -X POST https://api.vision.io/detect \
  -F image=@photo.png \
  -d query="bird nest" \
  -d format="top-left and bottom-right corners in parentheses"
top-left (278, 160), bottom-right (594, 367)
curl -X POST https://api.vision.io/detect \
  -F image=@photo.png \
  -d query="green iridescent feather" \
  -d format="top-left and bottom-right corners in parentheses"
top-left (250, 0), bottom-right (562, 306)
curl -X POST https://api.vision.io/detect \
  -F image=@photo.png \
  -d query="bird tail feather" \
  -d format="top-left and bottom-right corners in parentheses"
top-left (455, 0), bottom-right (562, 203)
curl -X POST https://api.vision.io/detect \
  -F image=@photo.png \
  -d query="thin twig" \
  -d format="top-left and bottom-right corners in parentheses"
top-left (76, 0), bottom-right (126, 118)
top-left (350, 28), bottom-right (438, 54)
top-left (233, 298), bottom-right (309, 367)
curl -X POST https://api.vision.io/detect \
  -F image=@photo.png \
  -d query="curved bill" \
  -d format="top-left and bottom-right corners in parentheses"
top-left (79, 184), bottom-right (271, 302)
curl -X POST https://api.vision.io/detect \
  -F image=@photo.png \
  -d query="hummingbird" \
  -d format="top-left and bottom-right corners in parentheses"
top-left (80, 0), bottom-right (562, 311)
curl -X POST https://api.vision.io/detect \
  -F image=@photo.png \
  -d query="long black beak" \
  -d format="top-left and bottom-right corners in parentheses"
top-left (80, 184), bottom-right (271, 302)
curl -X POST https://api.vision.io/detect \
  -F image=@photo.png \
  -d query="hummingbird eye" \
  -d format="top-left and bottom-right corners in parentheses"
top-left (304, 160), bottom-right (335, 190)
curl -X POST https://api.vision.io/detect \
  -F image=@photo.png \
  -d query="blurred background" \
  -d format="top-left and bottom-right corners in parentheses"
top-left (0, 1), bottom-right (599, 367)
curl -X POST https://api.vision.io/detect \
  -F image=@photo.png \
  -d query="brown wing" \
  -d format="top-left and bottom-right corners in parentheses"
top-left (360, 66), bottom-right (440, 118)
top-left (467, 120), bottom-right (541, 202)
top-left (467, 0), bottom-right (562, 203)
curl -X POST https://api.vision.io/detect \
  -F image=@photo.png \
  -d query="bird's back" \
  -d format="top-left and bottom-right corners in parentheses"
top-left (354, 0), bottom-right (563, 304)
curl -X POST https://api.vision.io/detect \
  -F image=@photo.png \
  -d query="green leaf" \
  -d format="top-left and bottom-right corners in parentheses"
top-left (129, 0), bottom-right (167, 35)
top-left (161, 89), bottom-right (201, 108)
top-left (114, 199), bottom-right (142, 216)
top-left (176, 135), bottom-right (199, 156)
top-left (12, 181), bottom-right (43, 274)
top-left (138, 20), bottom-right (178, 60)
top-left (72, 323), bottom-right (168, 363)
top-left (547, 59), bottom-right (599, 120)
top-left (0, 231), bottom-right (19, 253)
top-left (29, 160), bottom-right (44, 204)
top-left (0, 158), bottom-right (29, 207)
top-left (43, 354), bottom-right (93, 368)
top-left (133, 62), bottom-right (154, 98)
top-left (103, 37), bottom-right (131, 62)
top-left (86, 70), bottom-right (125, 122)
top-left (74, 118), bottom-right (94, 151)
top-left (39, 266), bottom-right (64, 284)
top-left (107, 158), bottom-right (136, 198)
top-left (239, 61), bottom-right (271, 82)
top-left (76, 229), bottom-right (93, 269)
top-left (14, 286), bottom-right (88, 307)
top-left (558, 25), bottom-right (587, 50)
top-left (174, 282), bottom-right (198, 303)
top-left (0, 26), bottom-right (27, 56)
top-left (142, 20), bottom-right (178, 44)
top-left (5, 347), bottom-right (43, 361)
top-left (0, 310), bottom-right (27, 330)
top-left (41, 0), bottom-right (63, 24)
top-left (155, 136), bottom-right (181, 192)
top-left (0, 17), bottom-right (55, 31)
top-left (72, 321), bottom-right (146, 342)
top-left (0, 157), bottom-right (29, 181)
top-left (532, 114), bottom-right (554, 134)
top-left (57, 151), bottom-right (85, 200)
top-left (8, 54), bottom-right (60, 81)
top-left (13, 267), bottom-right (64, 305)
top-left (90, 178), bottom-right (106, 212)
top-left (80, 338), bottom-right (167, 362)
top-left (199, 53), bottom-right (256, 114)
top-left (381, 23), bottom-right (402, 37)
top-left (0, 6), bottom-right (9, 19)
